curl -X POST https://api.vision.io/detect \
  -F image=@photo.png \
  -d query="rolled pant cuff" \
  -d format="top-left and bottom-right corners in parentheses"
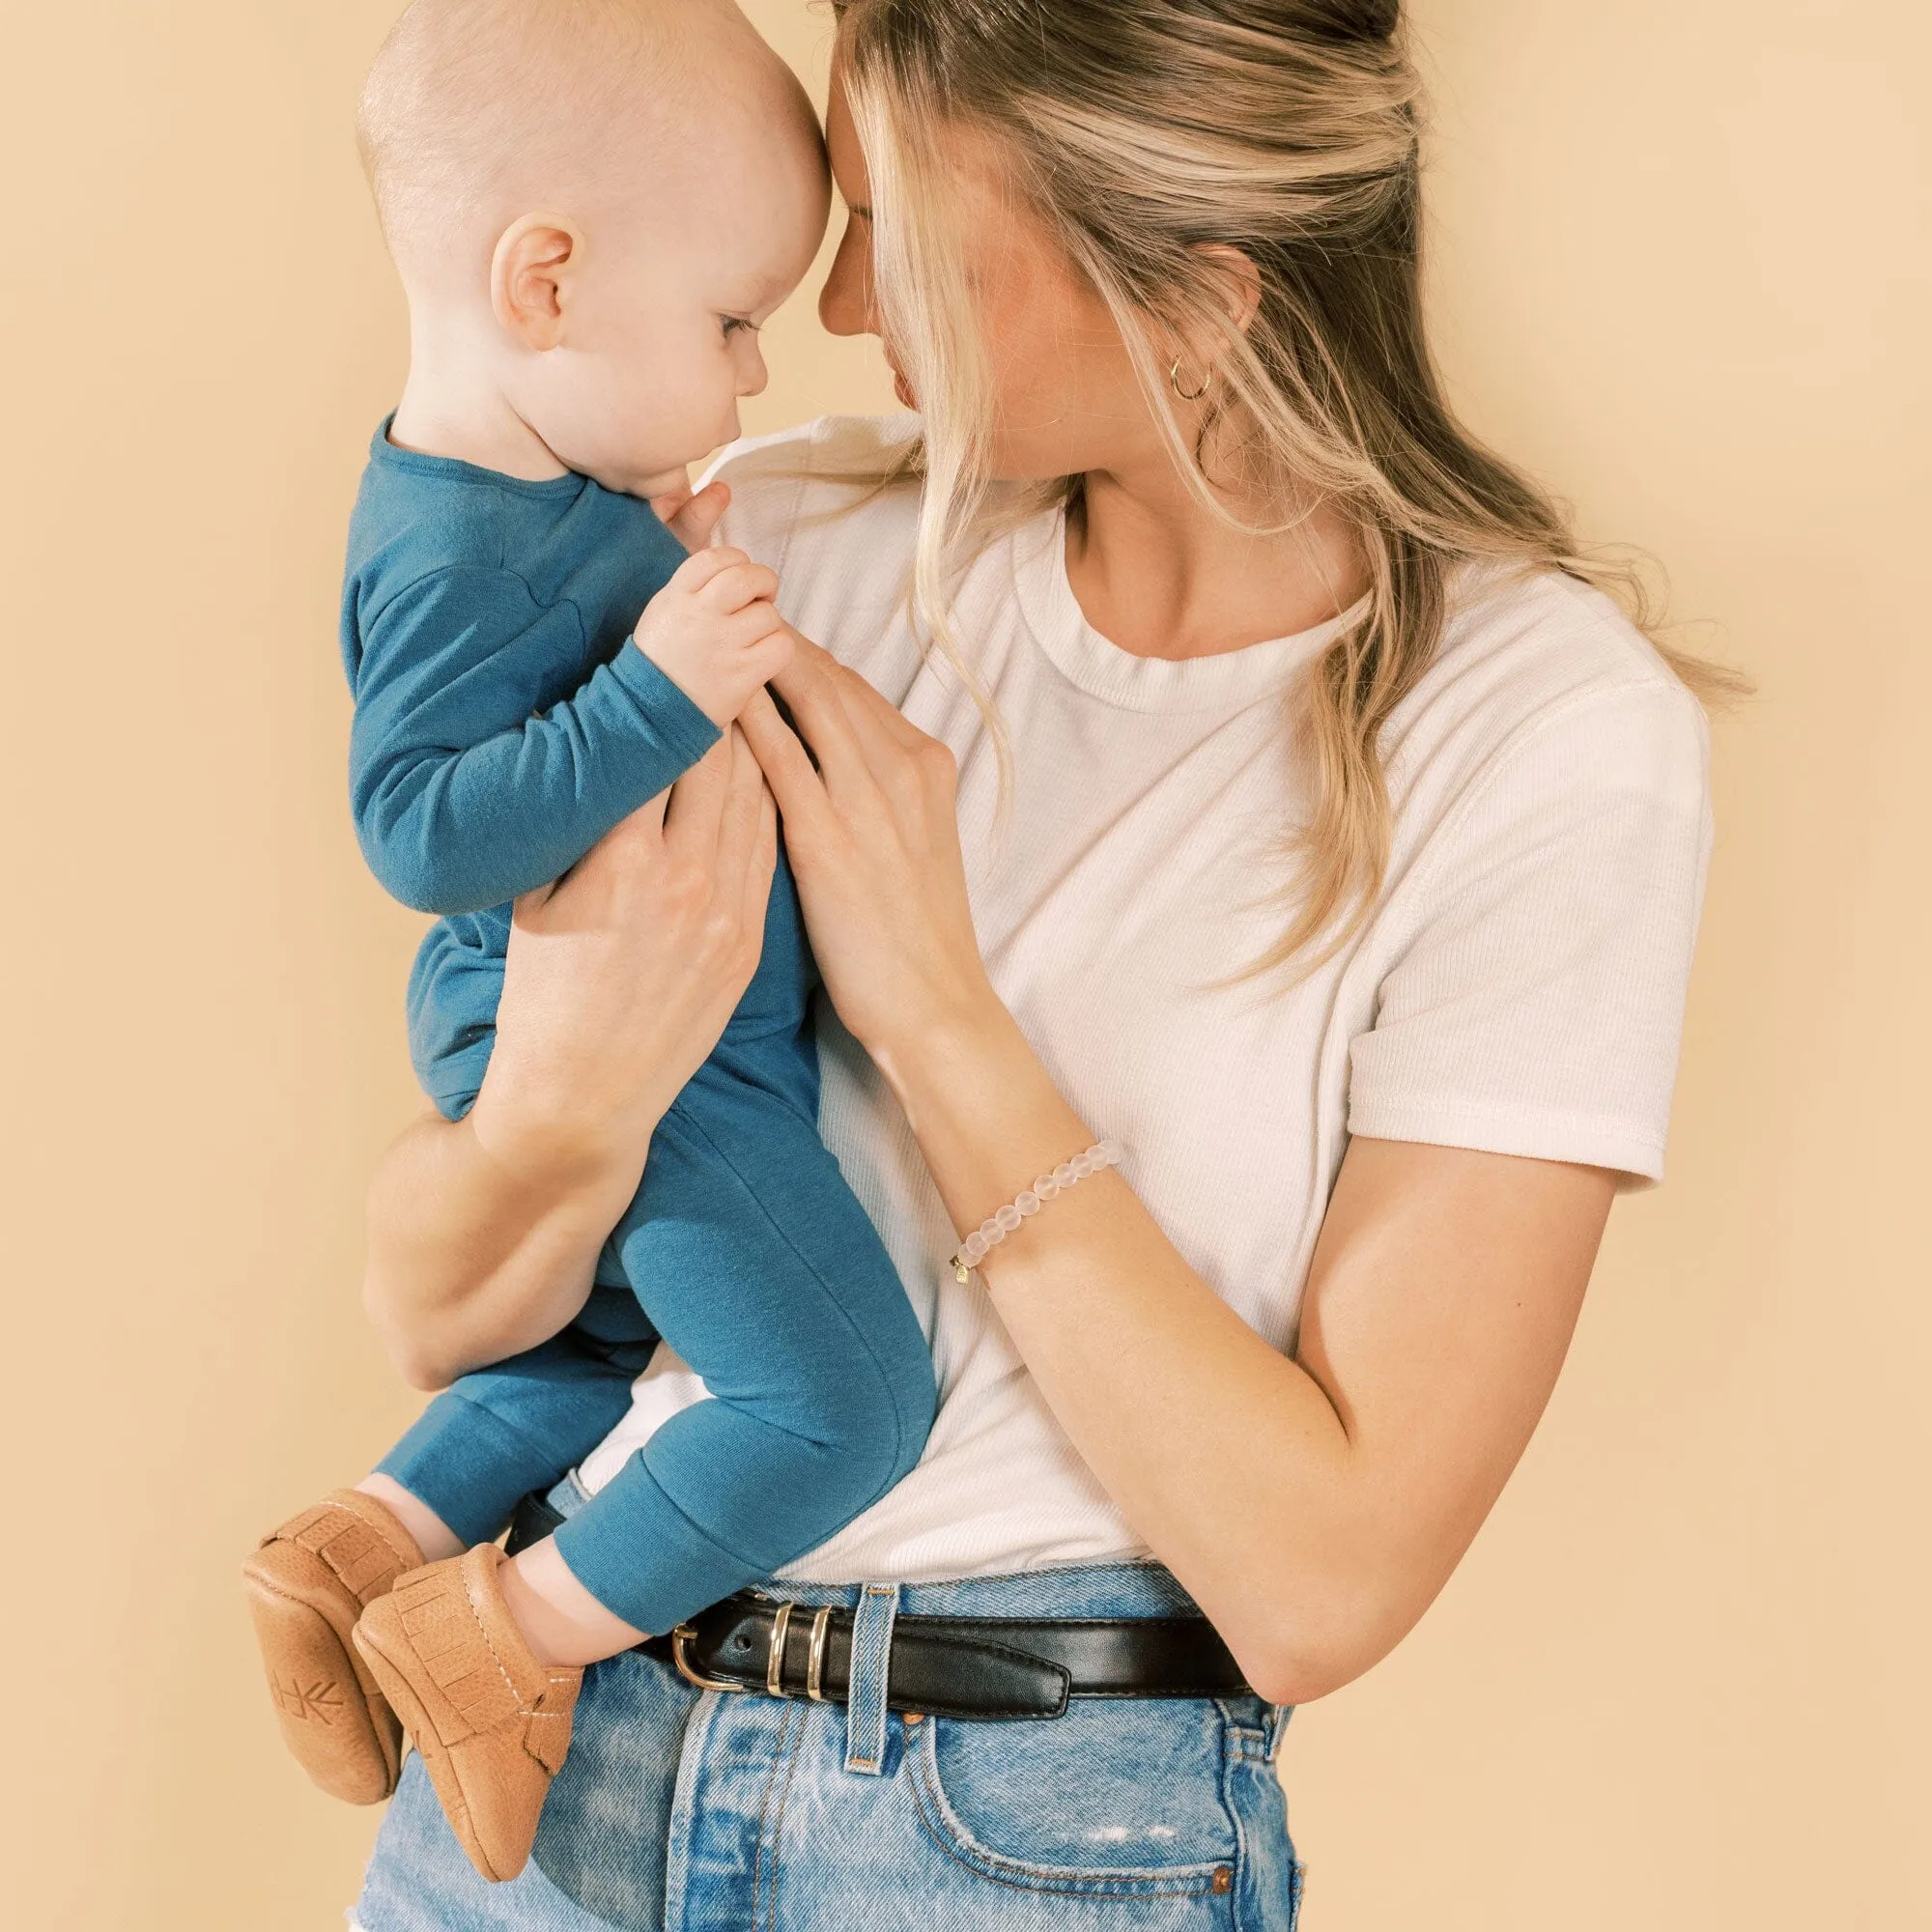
top-left (376, 1391), bottom-right (578, 1550)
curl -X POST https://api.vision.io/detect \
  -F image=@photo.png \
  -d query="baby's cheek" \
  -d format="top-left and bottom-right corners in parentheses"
top-left (604, 375), bottom-right (695, 472)
top-left (640, 343), bottom-right (737, 457)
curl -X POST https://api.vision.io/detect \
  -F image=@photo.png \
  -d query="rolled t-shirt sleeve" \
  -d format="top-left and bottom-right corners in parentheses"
top-left (1347, 676), bottom-right (1713, 1184)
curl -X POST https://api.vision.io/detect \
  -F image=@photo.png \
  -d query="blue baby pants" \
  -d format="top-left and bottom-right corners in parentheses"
top-left (375, 857), bottom-right (937, 1635)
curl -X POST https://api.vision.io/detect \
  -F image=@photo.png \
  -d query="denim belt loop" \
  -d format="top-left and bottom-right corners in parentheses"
top-left (842, 1581), bottom-right (900, 1775)
top-left (1266, 1701), bottom-right (1293, 1763)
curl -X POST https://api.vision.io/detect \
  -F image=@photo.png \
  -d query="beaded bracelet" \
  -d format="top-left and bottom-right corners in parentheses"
top-left (948, 1139), bottom-right (1122, 1283)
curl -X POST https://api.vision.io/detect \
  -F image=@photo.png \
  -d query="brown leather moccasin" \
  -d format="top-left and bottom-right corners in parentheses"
top-left (242, 1488), bottom-right (424, 1804)
top-left (352, 1544), bottom-right (582, 1885)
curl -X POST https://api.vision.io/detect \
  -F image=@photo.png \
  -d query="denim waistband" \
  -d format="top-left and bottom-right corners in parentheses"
top-left (544, 1471), bottom-right (1236, 1772)
top-left (545, 1476), bottom-right (1236, 1777)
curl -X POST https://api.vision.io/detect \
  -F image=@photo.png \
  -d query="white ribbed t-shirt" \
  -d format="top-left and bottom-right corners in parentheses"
top-left (578, 415), bottom-right (1713, 1582)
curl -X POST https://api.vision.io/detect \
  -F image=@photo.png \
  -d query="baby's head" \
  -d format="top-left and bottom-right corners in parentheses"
top-left (358, 0), bottom-right (828, 495)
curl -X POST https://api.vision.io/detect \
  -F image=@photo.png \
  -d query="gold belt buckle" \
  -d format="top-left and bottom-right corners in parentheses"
top-left (669, 1623), bottom-right (747, 1694)
top-left (669, 1602), bottom-right (836, 1701)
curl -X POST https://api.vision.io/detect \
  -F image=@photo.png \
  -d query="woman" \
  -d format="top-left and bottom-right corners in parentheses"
top-left (354, 2), bottom-right (1716, 1925)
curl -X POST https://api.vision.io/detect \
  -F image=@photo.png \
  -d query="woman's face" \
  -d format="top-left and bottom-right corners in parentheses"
top-left (819, 69), bottom-right (1167, 485)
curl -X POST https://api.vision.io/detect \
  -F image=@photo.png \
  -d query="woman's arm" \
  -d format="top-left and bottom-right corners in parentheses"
top-left (361, 727), bottom-right (779, 1390)
top-left (887, 1007), bottom-right (1608, 1702)
top-left (740, 648), bottom-right (1614, 1706)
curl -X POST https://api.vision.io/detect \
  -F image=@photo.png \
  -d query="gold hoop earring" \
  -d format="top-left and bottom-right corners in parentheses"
top-left (1169, 356), bottom-right (1211, 402)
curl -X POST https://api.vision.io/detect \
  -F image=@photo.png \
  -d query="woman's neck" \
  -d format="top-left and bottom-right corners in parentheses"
top-left (1065, 453), bottom-right (1370, 662)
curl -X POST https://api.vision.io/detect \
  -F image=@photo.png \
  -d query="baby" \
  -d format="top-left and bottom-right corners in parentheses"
top-left (242, 0), bottom-right (936, 1884)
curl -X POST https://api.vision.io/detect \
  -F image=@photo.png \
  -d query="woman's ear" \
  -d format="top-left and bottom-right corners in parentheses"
top-left (491, 214), bottom-right (585, 352)
top-left (1164, 244), bottom-right (1264, 398)
top-left (1197, 242), bottom-right (1264, 341)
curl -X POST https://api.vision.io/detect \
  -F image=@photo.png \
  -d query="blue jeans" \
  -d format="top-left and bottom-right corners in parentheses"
top-left (354, 1482), bottom-right (1305, 1931)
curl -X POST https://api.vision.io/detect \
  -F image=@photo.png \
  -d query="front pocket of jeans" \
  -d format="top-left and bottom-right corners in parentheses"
top-left (911, 1701), bottom-right (1240, 1897)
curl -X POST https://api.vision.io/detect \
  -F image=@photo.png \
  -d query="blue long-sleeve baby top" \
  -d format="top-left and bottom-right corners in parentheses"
top-left (338, 420), bottom-right (940, 1633)
top-left (340, 420), bottom-right (720, 916)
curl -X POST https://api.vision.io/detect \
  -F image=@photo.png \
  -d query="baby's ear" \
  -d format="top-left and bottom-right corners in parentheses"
top-left (490, 214), bottom-right (583, 352)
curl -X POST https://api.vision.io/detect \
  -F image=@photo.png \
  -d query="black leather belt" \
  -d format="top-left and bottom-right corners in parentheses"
top-left (506, 1491), bottom-right (1250, 1721)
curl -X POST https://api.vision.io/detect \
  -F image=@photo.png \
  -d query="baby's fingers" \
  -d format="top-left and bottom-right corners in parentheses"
top-left (696, 560), bottom-right (781, 615)
top-left (664, 545), bottom-right (753, 598)
top-left (719, 597), bottom-right (792, 655)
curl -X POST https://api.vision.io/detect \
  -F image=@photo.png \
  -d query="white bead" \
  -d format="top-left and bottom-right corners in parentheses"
top-left (949, 1137), bottom-right (1119, 1286)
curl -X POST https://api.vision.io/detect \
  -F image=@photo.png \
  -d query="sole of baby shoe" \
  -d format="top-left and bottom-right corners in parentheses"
top-left (244, 1542), bottom-right (403, 1805)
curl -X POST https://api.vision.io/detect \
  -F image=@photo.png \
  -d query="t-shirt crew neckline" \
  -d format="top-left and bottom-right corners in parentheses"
top-left (372, 414), bottom-right (588, 500)
top-left (1009, 506), bottom-right (1367, 715)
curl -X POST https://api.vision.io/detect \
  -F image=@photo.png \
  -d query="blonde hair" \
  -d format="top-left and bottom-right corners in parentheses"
top-left (837, 0), bottom-right (1741, 973)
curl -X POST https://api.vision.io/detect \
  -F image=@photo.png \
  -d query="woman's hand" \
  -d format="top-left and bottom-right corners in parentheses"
top-left (474, 723), bottom-right (779, 1175)
top-left (738, 637), bottom-right (993, 1078)
top-left (363, 730), bottom-right (778, 1388)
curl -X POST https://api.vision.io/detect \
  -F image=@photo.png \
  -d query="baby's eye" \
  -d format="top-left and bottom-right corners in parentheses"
top-left (720, 315), bottom-right (755, 339)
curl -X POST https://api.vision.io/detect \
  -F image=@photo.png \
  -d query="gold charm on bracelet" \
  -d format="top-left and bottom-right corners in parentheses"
top-left (946, 1139), bottom-right (1122, 1283)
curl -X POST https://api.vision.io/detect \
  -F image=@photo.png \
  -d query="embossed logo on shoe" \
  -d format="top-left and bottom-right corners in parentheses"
top-left (272, 1674), bottom-right (346, 1723)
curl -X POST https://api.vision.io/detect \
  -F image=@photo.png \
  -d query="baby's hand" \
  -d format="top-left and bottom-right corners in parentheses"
top-left (633, 547), bottom-right (794, 728)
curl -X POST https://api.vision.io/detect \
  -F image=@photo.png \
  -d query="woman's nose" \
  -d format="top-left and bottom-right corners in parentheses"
top-left (818, 216), bottom-right (876, 339)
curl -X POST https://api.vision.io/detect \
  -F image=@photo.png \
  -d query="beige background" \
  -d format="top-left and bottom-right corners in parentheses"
top-left (2, 1), bottom-right (1925, 1925)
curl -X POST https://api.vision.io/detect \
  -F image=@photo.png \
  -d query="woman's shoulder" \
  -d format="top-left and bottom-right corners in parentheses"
top-left (1356, 565), bottom-right (1718, 1191)
top-left (702, 414), bottom-right (923, 581)
top-left (1396, 561), bottom-right (1713, 823)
